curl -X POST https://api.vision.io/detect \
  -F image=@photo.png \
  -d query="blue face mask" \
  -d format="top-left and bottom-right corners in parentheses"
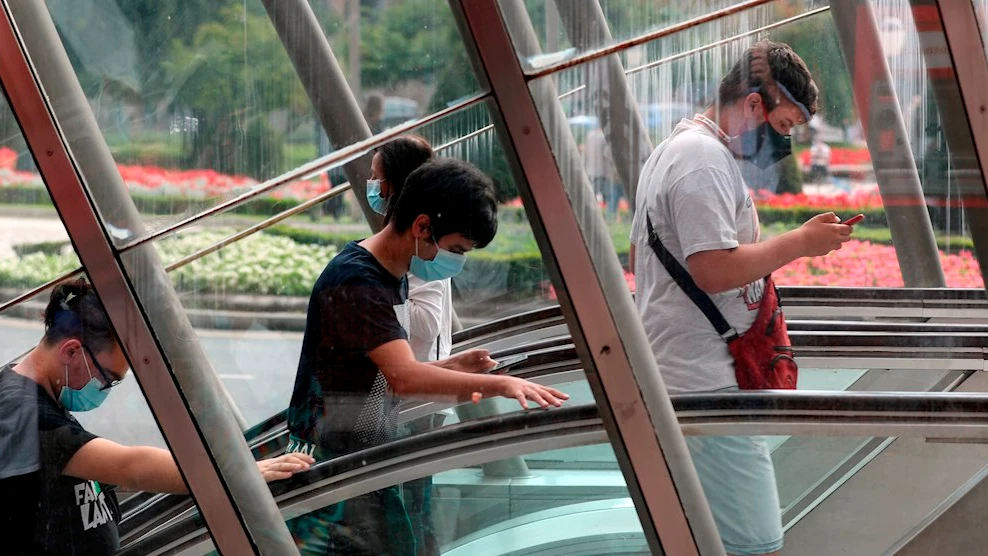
top-left (409, 237), bottom-right (467, 282)
top-left (366, 179), bottom-right (389, 215)
top-left (58, 357), bottom-right (109, 412)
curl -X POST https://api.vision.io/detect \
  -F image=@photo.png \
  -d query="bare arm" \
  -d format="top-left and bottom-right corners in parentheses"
top-left (64, 439), bottom-right (187, 494)
top-left (370, 340), bottom-right (566, 409)
top-left (687, 213), bottom-right (852, 294)
top-left (63, 439), bottom-right (314, 494)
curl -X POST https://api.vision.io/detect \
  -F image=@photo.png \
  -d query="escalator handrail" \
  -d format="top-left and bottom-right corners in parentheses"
top-left (119, 390), bottom-right (988, 555)
top-left (117, 404), bottom-right (603, 556)
top-left (674, 390), bottom-right (988, 414)
top-left (453, 287), bottom-right (988, 345)
top-left (244, 321), bottom-right (982, 464)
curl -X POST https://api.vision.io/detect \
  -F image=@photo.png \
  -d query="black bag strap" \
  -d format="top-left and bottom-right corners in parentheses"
top-left (645, 213), bottom-right (738, 341)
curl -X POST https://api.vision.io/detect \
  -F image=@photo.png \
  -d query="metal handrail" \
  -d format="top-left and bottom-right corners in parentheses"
top-left (118, 391), bottom-right (988, 555)
top-left (115, 92), bottom-right (490, 253)
top-left (523, 0), bottom-right (775, 78)
top-left (557, 6), bottom-right (831, 100)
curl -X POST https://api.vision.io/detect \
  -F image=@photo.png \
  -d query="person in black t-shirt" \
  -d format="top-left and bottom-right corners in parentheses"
top-left (286, 158), bottom-right (569, 555)
top-left (0, 280), bottom-right (314, 556)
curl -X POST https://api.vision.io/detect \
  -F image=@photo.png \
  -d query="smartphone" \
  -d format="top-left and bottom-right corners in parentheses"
top-left (843, 214), bottom-right (865, 226)
top-left (491, 353), bottom-right (529, 373)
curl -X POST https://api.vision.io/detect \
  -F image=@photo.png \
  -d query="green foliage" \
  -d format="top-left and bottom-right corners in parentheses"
top-left (757, 206), bottom-right (888, 228)
top-left (361, 0), bottom-right (462, 93)
top-left (771, 9), bottom-right (856, 128)
top-left (0, 251), bottom-right (80, 290)
top-left (161, 230), bottom-right (337, 296)
top-left (775, 154), bottom-right (803, 195)
top-left (164, 5), bottom-right (305, 178)
top-left (13, 241), bottom-right (69, 258)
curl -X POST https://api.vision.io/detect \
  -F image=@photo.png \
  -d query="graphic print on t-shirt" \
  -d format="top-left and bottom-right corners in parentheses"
top-left (739, 278), bottom-right (765, 311)
top-left (73, 480), bottom-right (114, 532)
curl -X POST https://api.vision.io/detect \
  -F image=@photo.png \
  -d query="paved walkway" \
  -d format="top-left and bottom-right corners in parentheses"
top-left (0, 215), bottom-right (69, 259)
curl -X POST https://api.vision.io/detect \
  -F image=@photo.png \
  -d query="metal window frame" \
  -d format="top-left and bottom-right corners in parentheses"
top-left (453, 1), bottom-right (724, 554)
top-left (935, 0), bottom-right (988, 204)
top-left (0, 3), bottom-right (263, 554)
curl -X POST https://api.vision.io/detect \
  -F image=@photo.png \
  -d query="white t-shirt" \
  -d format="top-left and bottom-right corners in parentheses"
top-left (630, 118), bottom-right (764, 394)
top-left (406, 276), bottom-right (453, 362)
top-left (810, 141), bottom-right (831, 167)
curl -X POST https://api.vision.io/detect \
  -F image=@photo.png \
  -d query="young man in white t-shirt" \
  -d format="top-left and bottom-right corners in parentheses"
top-left (629, 41), bottom-right (853, 555)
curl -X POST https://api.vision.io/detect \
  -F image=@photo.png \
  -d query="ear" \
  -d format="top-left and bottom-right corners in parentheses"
top-left (57, 338), bottom-right (82, 366)
top-left (411, 214), bottom-right (433, 241)
top-left (744, 92), bottom-right (764, 118)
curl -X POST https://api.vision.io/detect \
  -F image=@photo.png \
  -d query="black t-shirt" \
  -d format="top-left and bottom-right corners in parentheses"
top-left (0, 366), bottom-right (120, 555)
top-left (288, 241), bottom-right (409, 459)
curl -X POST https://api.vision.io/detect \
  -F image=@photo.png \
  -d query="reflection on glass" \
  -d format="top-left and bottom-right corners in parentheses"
top-left (506, 0), bottom-right (828, 72)
top-left (129, 101), bottom-right (562, 436)
top-left (0, 97), bottom-right (76, 306)
top-left (0, 280), bottom-right (176, 554)
top-left (44, 0), bottom-right (481, 241)
top-left (533, 4), bottom-right (986, 292)
top-left (524, 2), bottom-right (988, 553)
top-left (281, 443), bottom-right (643, 556)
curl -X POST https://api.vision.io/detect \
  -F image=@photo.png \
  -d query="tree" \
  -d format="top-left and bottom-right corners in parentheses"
top-left (164, 5), bottom-right (309, 178)
top-left (771, 10), bottom-right (856, 129)
top-left (360, 0), bottom-right (461, 95)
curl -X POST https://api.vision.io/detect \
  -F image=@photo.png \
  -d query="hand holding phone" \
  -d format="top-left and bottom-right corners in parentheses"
top-left (843, 214), bottom-right (865, 226)
top-left (490, 354), bottom-right (529, 374)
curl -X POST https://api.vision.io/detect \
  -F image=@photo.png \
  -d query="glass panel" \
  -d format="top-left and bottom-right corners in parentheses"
top-left (778, 433), bottom-right (988, 555)
top-left (529, 4), bottom-right (987, 297)
top-left (44, 0), bottom-right (323, 241)
top-left (45, 0), bottom-right (482, 242)
top-left (308, 0), bottom-right (483, 120)
top-left (0, 96), bottom-right (75, 306)
top-left (503, 0), bottom-right (829, 74)
top-left (520, 2), bottom-right (988, 553)
top-left (285, 442), bottom-right (644, 555)
top-left (0, 275), bottom-right (201, 555)
top-left (119, 100), bottom-right (565, 439)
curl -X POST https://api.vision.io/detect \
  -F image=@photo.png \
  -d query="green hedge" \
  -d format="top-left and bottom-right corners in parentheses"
top-left (13, 240), bottom-right (68, 258)
top-left (0, 185), bottom-right (326, 218)
top-left (756, 207), bottom-right (888, 228)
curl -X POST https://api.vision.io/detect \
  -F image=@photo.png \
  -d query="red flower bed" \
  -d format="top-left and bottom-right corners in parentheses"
top-left (751, 188), bottom-right (884, 211)
top-left (777, 240), bottom-right (983, 288)
top-left (549, 240), bottom-right (983, 299)
top-left (0, 146), bottom-right (328, 200)
top-left (798, 146), bottom-right (872, 167)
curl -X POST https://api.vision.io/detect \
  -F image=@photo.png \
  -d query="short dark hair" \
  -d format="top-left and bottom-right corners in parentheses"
top-left (392, 158), bottom-right (498, 248)
top-left (718, 40), bottom-right (818, 116)
top-left (378, 135), bottom-right (434, 224)
top-left (43, 279), bottom-right (117, 353)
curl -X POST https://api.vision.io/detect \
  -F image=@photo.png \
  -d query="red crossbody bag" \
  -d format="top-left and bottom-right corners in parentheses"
top-left (645, 214), bottom-right (797, 389)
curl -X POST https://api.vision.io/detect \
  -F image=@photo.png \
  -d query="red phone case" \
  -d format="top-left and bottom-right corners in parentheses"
top-left (843, 214), bottom-right (865, 226)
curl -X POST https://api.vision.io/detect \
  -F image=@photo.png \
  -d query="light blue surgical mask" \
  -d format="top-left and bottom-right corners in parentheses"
top-left (58, 357), bottom-right (109, 412)
top-left (409, 237), bottom-right (467, 282)
top-left (366, 179), bottom-right (389, 215)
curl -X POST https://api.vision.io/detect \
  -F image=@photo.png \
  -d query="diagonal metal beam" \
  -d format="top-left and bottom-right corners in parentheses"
top-left (830, 0), bottom-right (946, 287)
top-left (0, 1), bottom-right (299, 553)
top-left (452, 0), bottom-right (724, 554)
top-left (554, 0), bottom-right (653, 210)
top-left (259, 0), bottom-right (381, 231)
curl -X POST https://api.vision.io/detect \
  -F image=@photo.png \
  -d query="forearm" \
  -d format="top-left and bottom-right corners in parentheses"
top-left (121, 447), bottom-right (187, 494)
top-left (387, 361), bottom-right (499, 401)
top-left (691, 230), bottom-right (806, 294)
